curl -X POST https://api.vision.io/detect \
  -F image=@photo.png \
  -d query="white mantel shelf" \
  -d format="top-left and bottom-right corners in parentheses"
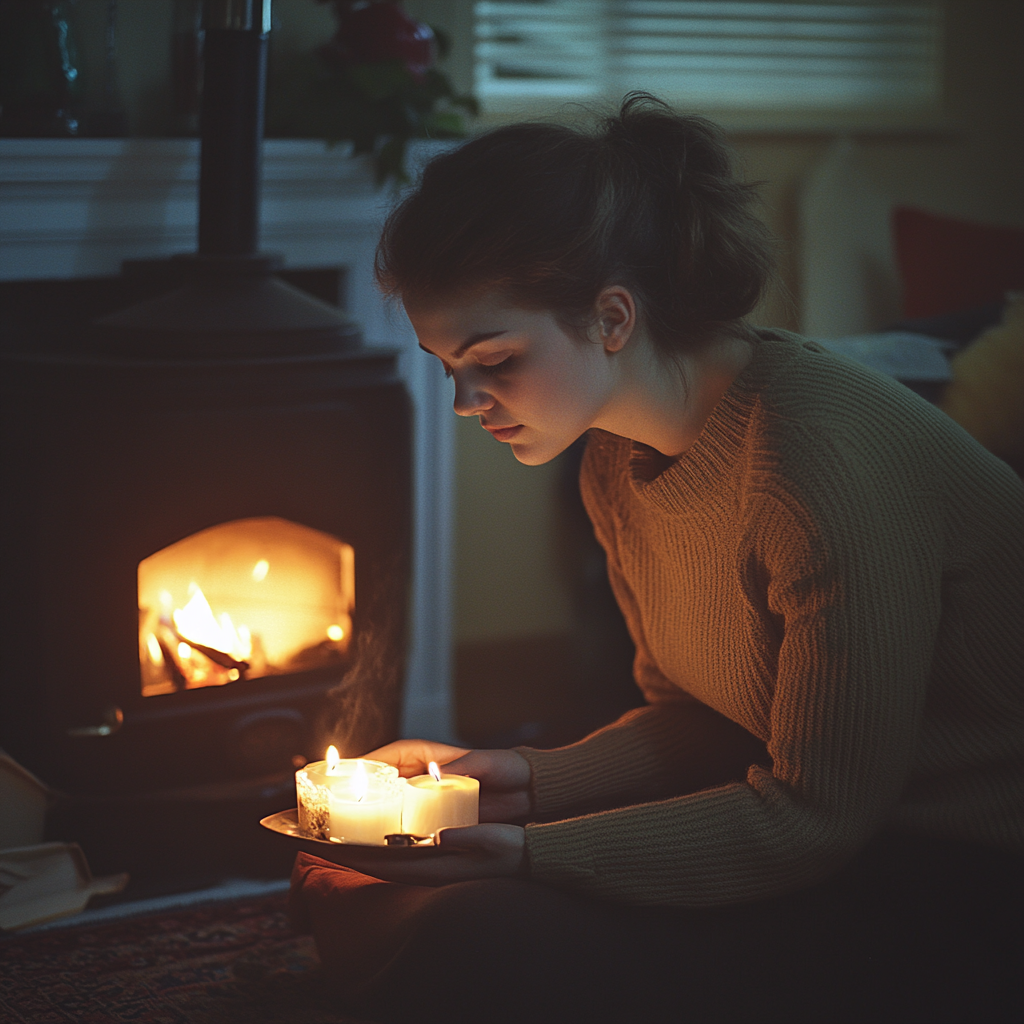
top-left (0, 138), bottom-right (385, 293)
top-left (0, 136), bottom-right (456, 743)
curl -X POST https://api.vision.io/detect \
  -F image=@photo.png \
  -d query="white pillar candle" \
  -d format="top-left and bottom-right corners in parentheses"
top-left (329, 783), bottom-right (404, 846)
top-left (402, 762), bottom-right (480, 837)
top-left (295, 748), bottom-right (402, 845)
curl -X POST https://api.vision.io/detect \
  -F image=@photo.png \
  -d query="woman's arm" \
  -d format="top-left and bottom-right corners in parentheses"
top-left (521, 470), bottom-right (946, 907)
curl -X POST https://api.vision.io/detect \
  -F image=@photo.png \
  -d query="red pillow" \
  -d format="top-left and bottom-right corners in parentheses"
top-left (892, 207), bottom-right (1024, 318)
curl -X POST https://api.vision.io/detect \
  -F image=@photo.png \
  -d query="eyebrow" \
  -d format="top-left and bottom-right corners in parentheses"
top-left (418, 331), bottom-right (507, 359)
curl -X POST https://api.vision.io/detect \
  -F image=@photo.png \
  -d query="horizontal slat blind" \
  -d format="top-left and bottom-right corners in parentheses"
top-left (474, 1), bottom-right (943, 112)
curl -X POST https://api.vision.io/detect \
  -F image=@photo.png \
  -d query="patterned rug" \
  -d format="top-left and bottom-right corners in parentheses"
top-left (0, 892), bottom-right (372, 1023)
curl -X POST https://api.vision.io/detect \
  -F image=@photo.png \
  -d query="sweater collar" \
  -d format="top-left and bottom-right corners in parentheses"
top-left (623, 329), bottom-right (794, 511)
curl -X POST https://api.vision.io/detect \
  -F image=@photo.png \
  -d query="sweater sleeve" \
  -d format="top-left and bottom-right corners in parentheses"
top-left (522, 438), bottom-right (944, 907)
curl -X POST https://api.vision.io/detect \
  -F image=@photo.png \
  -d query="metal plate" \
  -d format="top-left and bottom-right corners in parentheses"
top-left (259, 808), bottom-right (443, 859)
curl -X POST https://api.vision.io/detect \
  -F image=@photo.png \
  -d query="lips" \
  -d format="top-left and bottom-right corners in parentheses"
top-left (483, 423), bottom-right (523, 442)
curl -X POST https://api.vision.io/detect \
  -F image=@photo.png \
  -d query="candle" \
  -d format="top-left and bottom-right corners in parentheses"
top-left (295, 747), bottom-right (403, 845)
top-left (402, 761), bottom-right (480, 837)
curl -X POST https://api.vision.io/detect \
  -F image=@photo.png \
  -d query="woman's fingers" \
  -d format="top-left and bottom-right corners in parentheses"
top-left (362, 743), bottom-right (534, 820)
top-left (325, 824), bottom-right (527, 886)
top-left (443, 748), bottom-right (532, 791)
top-left (436, 823), bottom-right (527, 874)
top-left (363, 739), bottom-right (471, 777)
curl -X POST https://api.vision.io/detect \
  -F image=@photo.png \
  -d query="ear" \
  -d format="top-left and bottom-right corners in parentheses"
top-left (591, 286), bottom-right (636, 354)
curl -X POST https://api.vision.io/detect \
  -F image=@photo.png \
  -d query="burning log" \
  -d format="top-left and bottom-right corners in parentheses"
top-left (159, 616), bottom-right (249, 675)
top-left (155, 635), bottom-right (188, 692)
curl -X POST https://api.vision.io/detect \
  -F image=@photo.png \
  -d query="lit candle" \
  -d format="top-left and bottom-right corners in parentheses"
top-left (295, 746), bottom-right (403, 845)
top-left (402, 761), bottom-right (480, 838)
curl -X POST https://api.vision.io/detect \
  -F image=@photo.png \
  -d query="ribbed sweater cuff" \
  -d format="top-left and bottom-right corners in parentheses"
top-left (514, 705), bottom-right (696, 818)
top-left (522, 780), bottom-right (813, 908)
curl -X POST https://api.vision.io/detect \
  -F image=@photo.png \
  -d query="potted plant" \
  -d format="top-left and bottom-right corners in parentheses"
top-left (268, 0), bottom-right (477, 186)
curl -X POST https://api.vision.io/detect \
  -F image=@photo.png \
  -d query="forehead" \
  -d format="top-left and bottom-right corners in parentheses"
top-left (406, 289), bottom-right (508, 331)
top-left (406, 290), bottom-right (537, 355)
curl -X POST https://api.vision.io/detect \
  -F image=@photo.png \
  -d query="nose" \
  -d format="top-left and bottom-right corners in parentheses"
top-left (452, 370), bottom-right (495, 417)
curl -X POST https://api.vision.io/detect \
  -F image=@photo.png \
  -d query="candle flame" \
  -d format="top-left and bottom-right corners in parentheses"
top-left (354, 759), bottom-right (368, 803)
top-left (326, 745), bottom-right (340, 774)
top-left (428, 761), bottom-right (442, 782)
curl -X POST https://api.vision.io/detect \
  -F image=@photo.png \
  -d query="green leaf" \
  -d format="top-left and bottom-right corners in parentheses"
top-left (422, 109), bottom-right (467, 138)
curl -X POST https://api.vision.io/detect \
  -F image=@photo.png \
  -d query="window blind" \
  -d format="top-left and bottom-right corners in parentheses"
top-left (474, 1), bottom-right (944, 114)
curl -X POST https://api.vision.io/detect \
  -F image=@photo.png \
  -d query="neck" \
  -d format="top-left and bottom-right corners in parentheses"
top-left (594, 329), bottom-right (754, 457)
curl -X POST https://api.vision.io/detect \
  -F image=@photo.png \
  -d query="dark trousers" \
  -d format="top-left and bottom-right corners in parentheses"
top-left (290, 835), bottom-right (1023, 1024)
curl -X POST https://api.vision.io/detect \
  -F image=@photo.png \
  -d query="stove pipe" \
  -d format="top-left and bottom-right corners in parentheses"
top-left (95, 0), bottom-right (362, 357)
top-left (199, 0), bottom-right (269, 258)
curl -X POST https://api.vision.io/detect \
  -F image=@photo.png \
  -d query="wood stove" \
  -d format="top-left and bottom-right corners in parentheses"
top-left (0, 340), bottom-right (411, 798)
top-left (0, 0), bottom-right (413, 808)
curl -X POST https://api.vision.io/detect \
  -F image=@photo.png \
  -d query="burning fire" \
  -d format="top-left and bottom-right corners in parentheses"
top-left (137, 517), bottom-right (354, 698)
top-left (172, 583), bottom-right (252, 664)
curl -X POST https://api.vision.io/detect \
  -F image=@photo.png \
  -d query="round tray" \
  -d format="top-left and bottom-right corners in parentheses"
top-left (260, 808), bottom-right (444, 862)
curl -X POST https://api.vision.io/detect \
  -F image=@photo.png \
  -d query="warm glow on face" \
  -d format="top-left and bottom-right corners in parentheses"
top-left (353, 759), bottom-right (368, 802)
top-left (326, 624), bottom-right (344, 641)
top-left (252, 559), bottom-right (269, 582)
top-left (428, 761), bottom-right (442, 782)
top-left (326, 745), bottom-right (341, 774)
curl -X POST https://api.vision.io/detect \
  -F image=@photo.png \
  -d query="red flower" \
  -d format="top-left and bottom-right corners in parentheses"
top-left (321, 1), bottom-right (436, 79)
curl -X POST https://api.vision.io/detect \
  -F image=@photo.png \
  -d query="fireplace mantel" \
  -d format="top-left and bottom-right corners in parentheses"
top-left (0, 137), bottom-right (455, 743)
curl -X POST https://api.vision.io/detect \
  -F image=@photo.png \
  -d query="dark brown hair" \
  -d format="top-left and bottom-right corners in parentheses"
top-left (375, 93), bottom-right (774, 357)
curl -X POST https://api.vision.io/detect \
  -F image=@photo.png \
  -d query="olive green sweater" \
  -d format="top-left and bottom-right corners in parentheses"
top-left (519, 329), bottom-right (1024, 908)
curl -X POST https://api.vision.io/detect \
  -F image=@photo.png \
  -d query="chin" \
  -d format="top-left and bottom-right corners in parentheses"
top-left (509, 437), bottom-right (571, 467)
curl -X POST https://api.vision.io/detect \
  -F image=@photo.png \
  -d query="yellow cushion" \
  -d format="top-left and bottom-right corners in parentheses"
top-left (941, 293), bottom-right (1024, 466)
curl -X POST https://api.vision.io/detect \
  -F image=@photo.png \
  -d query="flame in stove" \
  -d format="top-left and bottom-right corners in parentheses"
top-left (146, 634), bottom-right (164, 665)
top-left (172, 583), bottom-right (253, 662)
top-left (138, 517), bottom-right (355, 698)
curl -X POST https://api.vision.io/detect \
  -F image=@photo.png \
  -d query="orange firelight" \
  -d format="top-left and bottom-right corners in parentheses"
top-left (138, 517), bottom-right (354, 697)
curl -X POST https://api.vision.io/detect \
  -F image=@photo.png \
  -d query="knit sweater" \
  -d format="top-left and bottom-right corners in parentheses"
top-left (518, 329), bottom-right (1024, 908)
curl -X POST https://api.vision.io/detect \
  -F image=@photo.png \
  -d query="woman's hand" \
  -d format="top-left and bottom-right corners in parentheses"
top-left (365, 740), bottom-right (533, 822)
top-left (313, 823), bottom-right (527, 887)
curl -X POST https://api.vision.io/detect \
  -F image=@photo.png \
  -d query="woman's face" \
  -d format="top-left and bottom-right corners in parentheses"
top-left (407, 291), bottom-right (619, 466)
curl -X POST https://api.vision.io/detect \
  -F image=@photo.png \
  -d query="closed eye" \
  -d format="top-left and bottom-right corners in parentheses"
top-left (478, 355), bottom-right (513, 376)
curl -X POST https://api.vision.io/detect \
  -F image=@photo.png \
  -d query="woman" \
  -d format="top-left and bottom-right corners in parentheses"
top-left (290, 96), bottom-right (1023, 1023)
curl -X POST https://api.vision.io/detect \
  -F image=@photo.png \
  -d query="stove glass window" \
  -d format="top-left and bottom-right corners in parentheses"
top-left (138, 517), bottom-right (354, 696)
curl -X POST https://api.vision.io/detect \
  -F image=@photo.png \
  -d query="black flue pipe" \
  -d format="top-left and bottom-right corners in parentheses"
top-left (198, 0), bottom-right (270, 256)
top-left (93, 0), bottom-right (363, 356)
